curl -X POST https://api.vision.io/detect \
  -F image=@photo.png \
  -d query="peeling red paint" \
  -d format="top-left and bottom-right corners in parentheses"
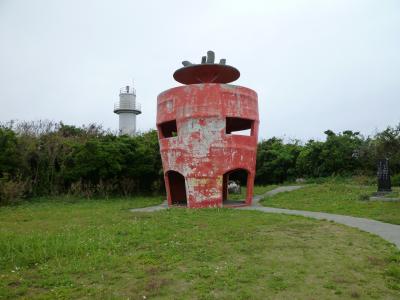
top-left (157, 74), bottom-right (259, 208)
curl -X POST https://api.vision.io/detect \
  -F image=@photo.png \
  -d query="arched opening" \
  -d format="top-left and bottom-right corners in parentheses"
top-left (166, 171), bottom-right (187, 206)
top-left (223, 168), bottom-right (249, 205)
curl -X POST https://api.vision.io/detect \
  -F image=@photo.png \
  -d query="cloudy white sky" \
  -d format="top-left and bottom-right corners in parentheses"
top-left (0, 0), bottom-right (399, 141)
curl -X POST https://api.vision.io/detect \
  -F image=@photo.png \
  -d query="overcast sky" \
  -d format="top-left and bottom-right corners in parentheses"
top-left (0, 0), bottom-right (399, 141)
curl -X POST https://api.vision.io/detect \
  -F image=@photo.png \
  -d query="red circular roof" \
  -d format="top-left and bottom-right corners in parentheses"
top-left (173, 64), bottom-right (240, 85)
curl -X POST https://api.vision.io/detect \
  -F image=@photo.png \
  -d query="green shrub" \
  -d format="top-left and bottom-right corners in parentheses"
top-left (392, 174), bottom-right (400, 187)
top-left (358, 193), bottom-right (370, 201)
top-left (0, 178), bottom-right (28, 205)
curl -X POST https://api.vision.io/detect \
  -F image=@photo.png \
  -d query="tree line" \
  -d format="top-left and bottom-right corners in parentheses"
top-left (0, 121), bottom-right (162, 203)
top-left (256, 127), bottom-right (400, 185)
top-left (1, 120), bottom-right (399, 204)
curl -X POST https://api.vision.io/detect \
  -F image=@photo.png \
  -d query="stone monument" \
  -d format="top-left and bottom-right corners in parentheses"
top-left (377, 158), bottom-right (392, 193)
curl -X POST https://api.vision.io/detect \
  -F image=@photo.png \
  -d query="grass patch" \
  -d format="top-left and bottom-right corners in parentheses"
top-left (385, 191), bottom-right (400, 199)
top-left (261, 183), bottom-right (400, 224)
top-left (227, 185), bottom-right (277, 201)
top-left (0, 196), bottom-right (400, 298)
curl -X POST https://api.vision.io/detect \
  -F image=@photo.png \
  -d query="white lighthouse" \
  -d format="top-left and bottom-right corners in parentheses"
top-left (114, 85), bottom-right (141, 136)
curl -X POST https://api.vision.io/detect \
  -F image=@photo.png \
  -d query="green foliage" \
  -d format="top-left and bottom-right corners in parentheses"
top-left (0, 177), bottom-right (27, 204)
top-left (393, 174), bottom-right (400, 187)
top-left (0, 127), bottom-right (20, 177)
top-left (255, 125), bottom-right (400, 184)
top-left (256, 138), bottom-right (301, 184)
top-left (374, 125), bottom-right (400, 174)
top-left (296, 130), bottom-right (363, 177)
top-left (0, 121), bottom-right (163, 203)
top-left (295, 140), bottom-right (325, 178)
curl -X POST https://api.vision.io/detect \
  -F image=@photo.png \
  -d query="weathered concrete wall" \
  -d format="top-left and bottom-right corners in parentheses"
top-left (157, 83), bottom-right (259, 208)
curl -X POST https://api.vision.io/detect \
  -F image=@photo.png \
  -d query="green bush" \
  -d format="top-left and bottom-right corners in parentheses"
top-left (0, 178), bottom-right (27, 205)
top-left (256, 138), bottom-right (301, 184)
top-left (392, 174), bottom-right (400, 187)
top-left (1, 122), bottom-right (163, 199)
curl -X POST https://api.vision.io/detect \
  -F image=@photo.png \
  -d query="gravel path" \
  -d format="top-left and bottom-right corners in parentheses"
top-left (252, 185), bottom-right (304, 204)
top-left (131, 185), bottom-right (400, 248)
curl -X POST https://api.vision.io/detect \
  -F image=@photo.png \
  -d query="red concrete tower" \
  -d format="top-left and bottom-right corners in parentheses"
top-left (157, 51), bottom-right (259, 208)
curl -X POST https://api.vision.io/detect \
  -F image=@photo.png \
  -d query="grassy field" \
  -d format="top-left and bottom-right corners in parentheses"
top-left (261, 183), bottom-right (400, 225)
top-left (1, 196), bottom-right (400, 299)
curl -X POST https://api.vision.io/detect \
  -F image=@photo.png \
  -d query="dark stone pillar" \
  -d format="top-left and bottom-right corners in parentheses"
top-left (377, 159), bottom-right (392, 192)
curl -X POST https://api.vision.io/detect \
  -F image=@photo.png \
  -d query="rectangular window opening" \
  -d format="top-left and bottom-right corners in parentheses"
top-left (226, 117), bottom-right (254, 136)
top-left (158, 120), bottom-right (177, 138)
